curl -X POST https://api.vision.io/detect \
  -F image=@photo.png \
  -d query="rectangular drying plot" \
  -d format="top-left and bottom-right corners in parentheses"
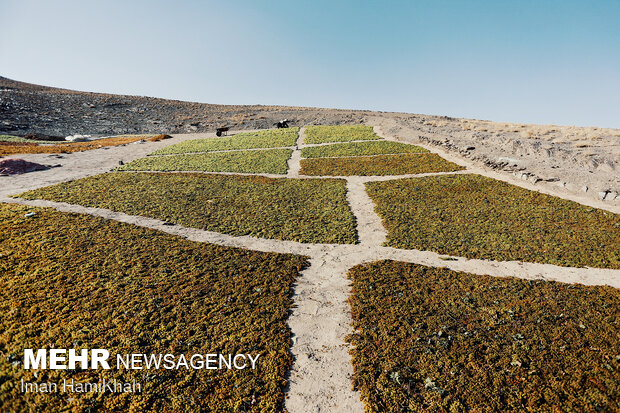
top-left (347, 260), bottom-right (620, 412)
top-left (366, 173), bottom-right (620, 268)
top-left (150, 127), bottom-right (299, 155)
top-left (299, 153), bottom-right (464, 176)
top-left (18, 172), bottom-right (358, 244)
top-left (301, 140), bottom-right (428, 158)
top-left (303, 125), bottom-right (382, 144)
top-left (0, 135), bottom-right (61, 144)
top-left (117, 148), bottom-right (292, 174)
top-left (0, 202), bottom-right (307, 412)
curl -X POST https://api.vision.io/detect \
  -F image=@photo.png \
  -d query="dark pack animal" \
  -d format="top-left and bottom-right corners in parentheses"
top-left (274, 120), bottom-right (289, 129)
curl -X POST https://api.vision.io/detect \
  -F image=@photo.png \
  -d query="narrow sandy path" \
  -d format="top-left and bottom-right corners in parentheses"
top-left (287, 127), bottom-right (304, 178)
top-left (346, 178), bottom-right (387, 246)
top-left (285, 253), bottom-right (364, 412)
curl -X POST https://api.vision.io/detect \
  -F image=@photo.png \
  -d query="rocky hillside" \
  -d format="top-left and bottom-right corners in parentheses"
top-left (1, 76), bottom-right (617, 204)
top-left (0, 77), bottom-right (367, 136)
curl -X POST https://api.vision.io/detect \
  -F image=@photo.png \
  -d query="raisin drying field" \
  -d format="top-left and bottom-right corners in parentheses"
top-left (304, 125), bottom-right (381, 144)
top-left (150, 128), bottom-right (299, 155)
top-left (301, 140), bottom-right (428, 158)
top-left (19, 172), bottom-right (357, 244)
top-left (117, 148), bottom-right (293, 174)
top-left (366, 174), bottom-right (620, 268)
top-left (347, 260), bottom-right (619, 412)
top-left (0, 203), bottom-right (307, 412)
top-left (300, 153), bottom-right (464, 176)
top-left (4, 124), bottom-right (619, 413)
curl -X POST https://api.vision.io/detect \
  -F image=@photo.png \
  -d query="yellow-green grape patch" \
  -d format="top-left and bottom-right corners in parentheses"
top-left (300, 153), bottom-right (464, 176)
top-left (304, 125), bottom-right (382, 144)
top-left (366, 174), bottom-right (620, 268)
top-left (150, 128), bottom-right (299, 155)
top-left (117, 148), bottom-right (292, 174)
top-left (347, 260), bottom-right (620, 412)
top-left (301, 141), bottom-right (428, 158)
top-left (18, 172), bottom-right (358, 244)
top-left (0, 135), bottom-right (61, 144)
top-left (0, 203), bottom-right (308, 412)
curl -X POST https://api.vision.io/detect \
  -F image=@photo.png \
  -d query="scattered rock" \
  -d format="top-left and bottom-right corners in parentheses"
top-left (498, 156), bottom-right (521, 165)
top-left (65, 134), bottom-right (91, 142)
top-left (581, 186), bottom-right (589, 193)
top-left (118, 160), bottom-right (124, 165)
top-left (24, 212), bottom-right (36, 217)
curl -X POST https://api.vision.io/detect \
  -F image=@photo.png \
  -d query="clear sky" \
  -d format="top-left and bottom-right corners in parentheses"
top-left (1, 0), bottom-right (619, 127)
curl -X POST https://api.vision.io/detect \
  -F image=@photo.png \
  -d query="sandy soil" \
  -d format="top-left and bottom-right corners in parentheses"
top-left (370, 114), bottom-right (620, 207)
top-left (2, 127), bottom-right (618, 412)
top-left (286, 127), bottom-right (304, 178)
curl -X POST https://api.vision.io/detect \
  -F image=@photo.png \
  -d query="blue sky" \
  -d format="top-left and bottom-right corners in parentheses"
top-left (1, 0), bottom-right (619, 127)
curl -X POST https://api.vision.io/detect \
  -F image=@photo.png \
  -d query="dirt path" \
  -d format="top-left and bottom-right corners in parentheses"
top-left (287, 127), bottom-right (304, 178)
top-left (285, 253), bottom-right (364, 412)
top-left (345, 178), bottom-right (387, 246)
top-left (2, 127), bottom-right (619, 412)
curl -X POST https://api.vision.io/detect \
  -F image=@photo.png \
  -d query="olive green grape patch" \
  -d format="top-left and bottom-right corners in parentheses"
top-left (301, 140), bottom-right (428, 158)
top-left (150, 128), bottom-right (299, 155)
top-left (117, 148), bottom-right (292, 174)
top-left (304, 125), bottom-right (382, 144)
top-left (347, 260), bottom-right (620, 412)
top-left (18, 172), bottom-right (358, 244)
top-left (366, 174), bottom-right (620, 268)
top-left (0, 203), bottom-right (308, 412)
top-left (300, 153), bottom-right (464, 176)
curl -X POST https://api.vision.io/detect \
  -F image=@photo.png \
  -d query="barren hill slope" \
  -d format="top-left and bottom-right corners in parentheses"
top-left (0, 76), bottom-right (367, 136)
top-left (1, 76), bottom-right (617, 204)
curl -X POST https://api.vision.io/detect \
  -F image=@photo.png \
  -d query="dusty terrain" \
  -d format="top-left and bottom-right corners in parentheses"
top-left (1, 76), bottom-right (617, 206)
top-left (372, 114), bottom-right (620, 206)
top-left (0, 76), bottom-right (367, 136)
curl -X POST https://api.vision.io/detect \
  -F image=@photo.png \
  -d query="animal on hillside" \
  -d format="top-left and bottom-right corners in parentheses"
top-left (274, 119), bottom-right (290, 128)
top-left (216, 126), bottom-right (230, 137)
